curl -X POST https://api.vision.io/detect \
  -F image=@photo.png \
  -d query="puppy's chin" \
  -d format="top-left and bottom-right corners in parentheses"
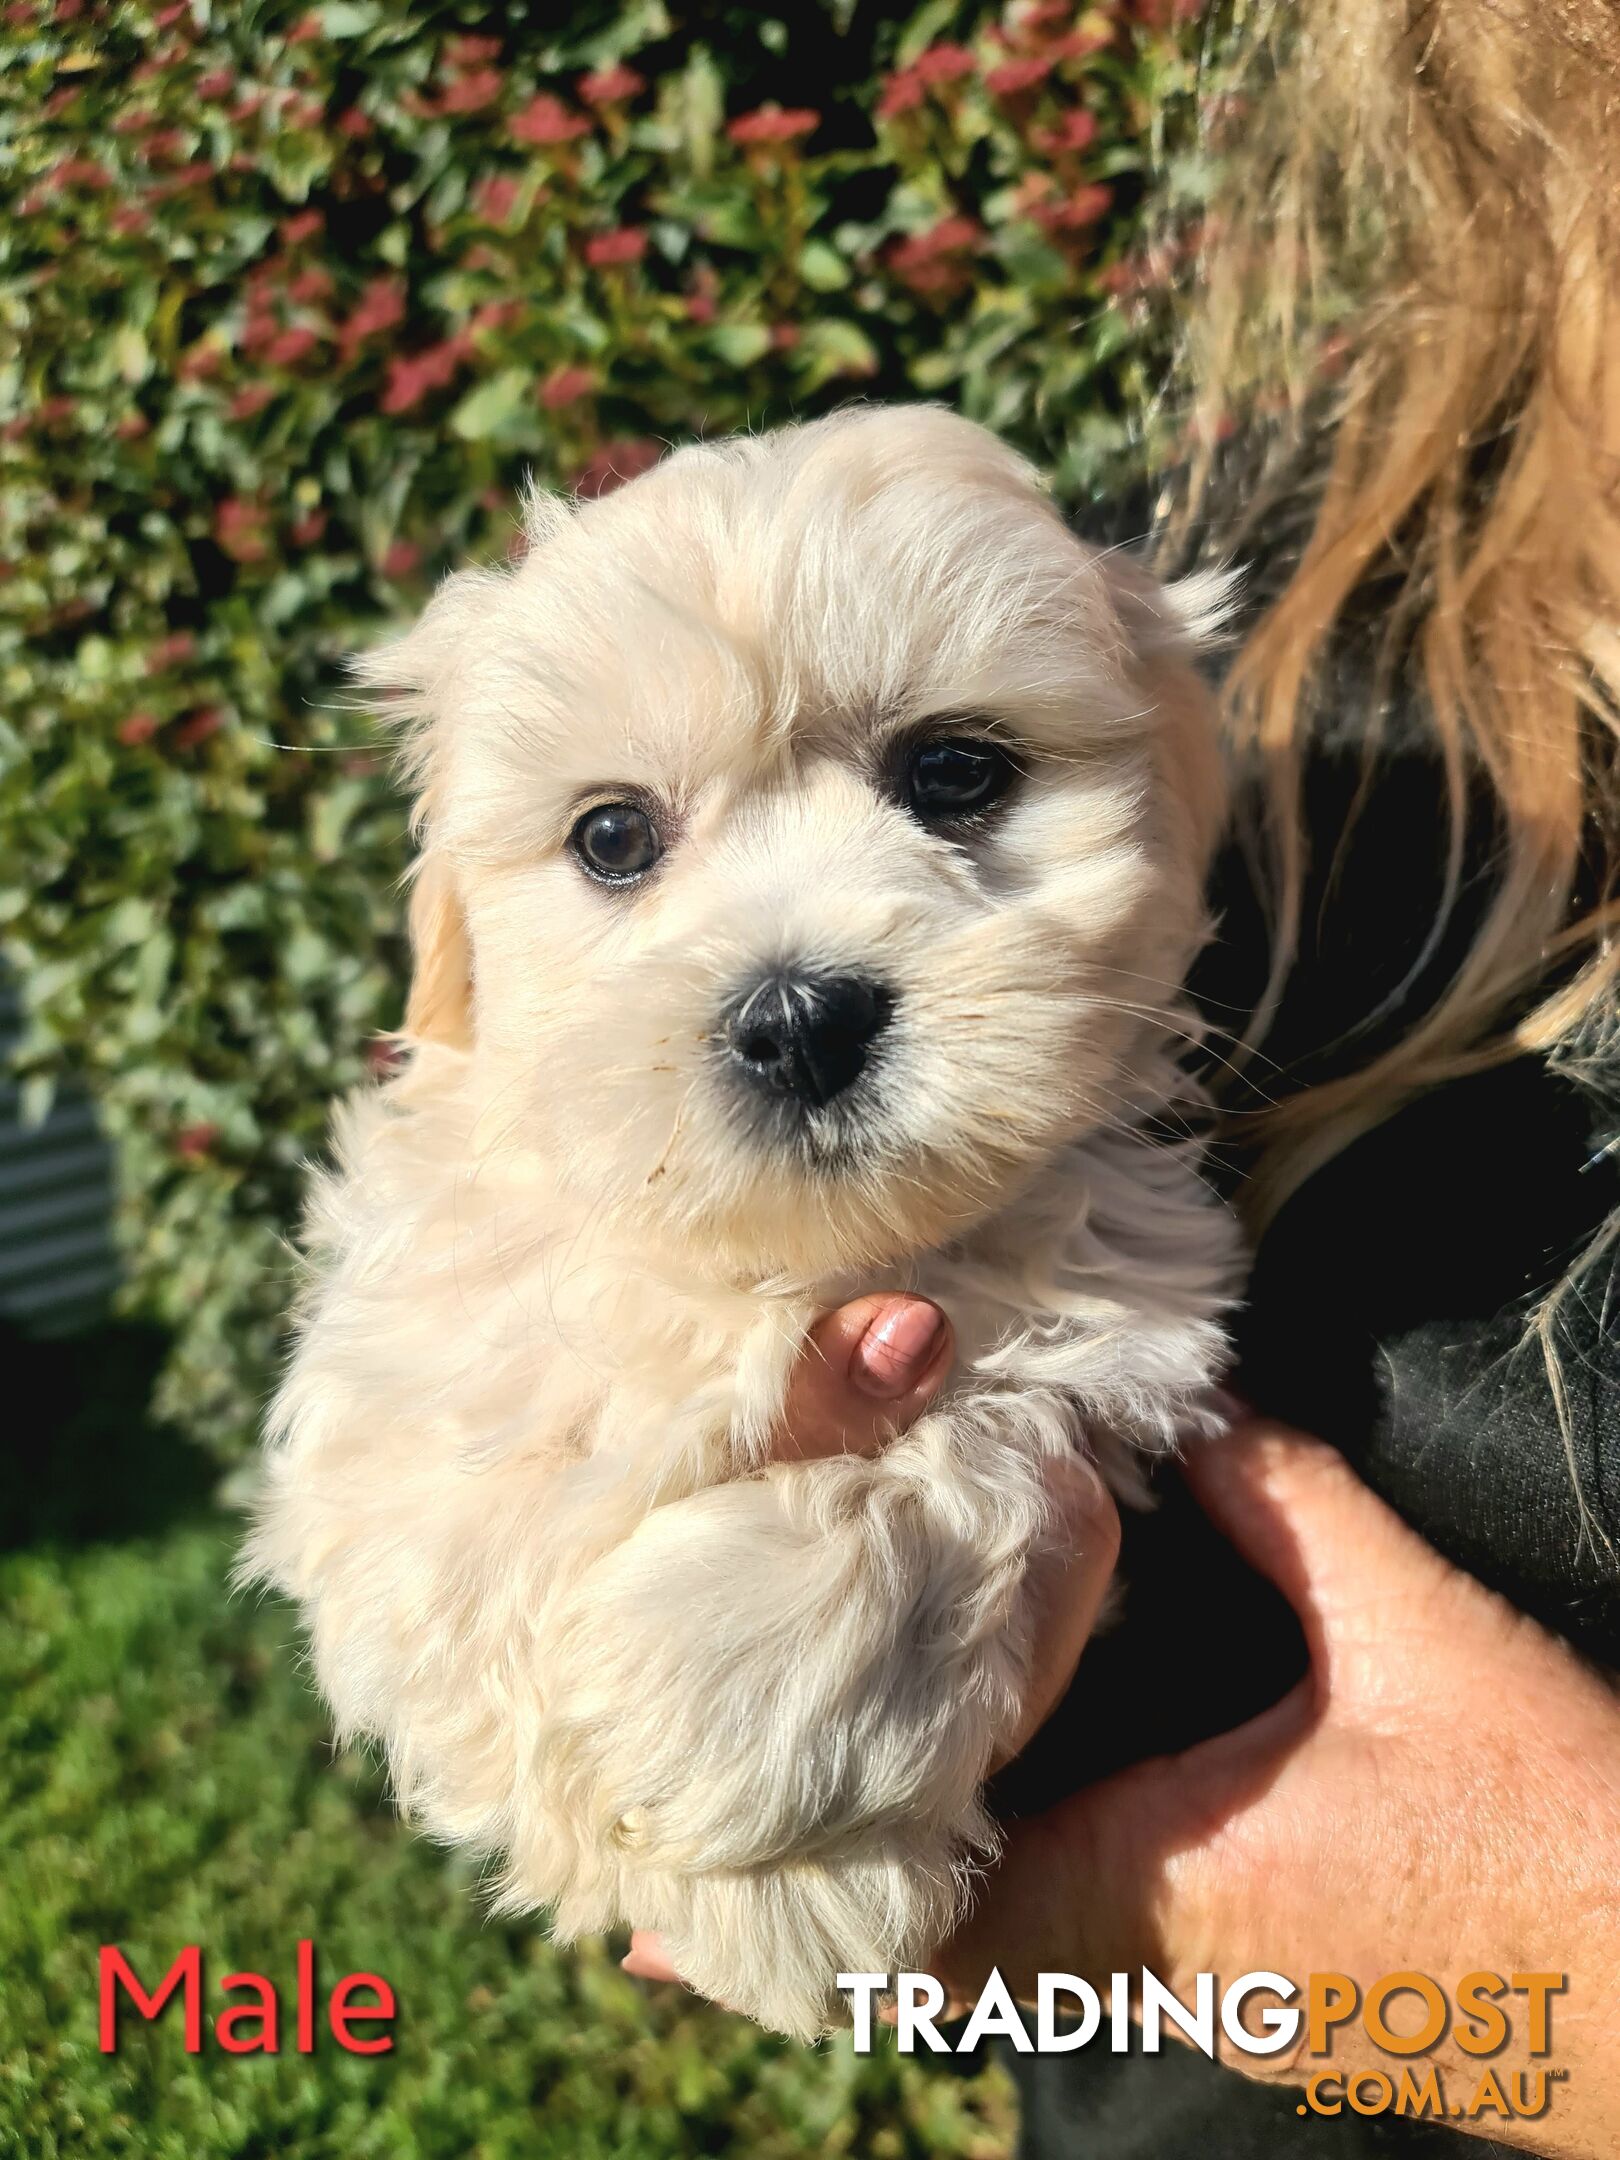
top-left (549, 1089), bottom-right (1075, 1287)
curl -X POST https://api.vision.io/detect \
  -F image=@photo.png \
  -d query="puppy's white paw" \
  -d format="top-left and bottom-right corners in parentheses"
top-left (532, 1398), bottom-right (1059, 2034)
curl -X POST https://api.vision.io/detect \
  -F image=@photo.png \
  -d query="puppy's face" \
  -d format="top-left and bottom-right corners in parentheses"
top-left (376, 410), bottom-right (1226, 1280)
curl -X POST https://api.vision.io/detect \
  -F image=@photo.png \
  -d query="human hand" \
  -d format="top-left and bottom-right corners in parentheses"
top-left (933, 1420), bottom-right (1620, 2157)
top-left (624, 1301), bottom-right (1620, 2158)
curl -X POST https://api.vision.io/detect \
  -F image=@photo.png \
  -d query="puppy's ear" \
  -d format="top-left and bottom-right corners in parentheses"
top-left (1099, 553), bottom-right (1241, 877)
top-left (352, 566), bottom-right (505, 797)
top-left (1102, 555), bottom-right (1242, 663)
top-left (353, 568), bottom-right (503, 1055)
top-left (404, 855), bottom-right (473, 1050)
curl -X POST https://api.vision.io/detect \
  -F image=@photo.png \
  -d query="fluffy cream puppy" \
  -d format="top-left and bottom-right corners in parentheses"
top-left (246, 406), bottom-right (1240, 2039)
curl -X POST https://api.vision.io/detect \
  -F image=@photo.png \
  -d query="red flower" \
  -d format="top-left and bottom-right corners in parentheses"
top-left (890, 215), bottom-right (982, 297)
top-left (240, 307), bottom-right (281, 358)
top-left (726, 105), bottom-right (820, 146)
top-left (904, 214), bottom-right (982, 259)
top-left (232, 92), bottom-right (265, 121)
top-left (266, 325), bottom-right (317, 366)
top-left (1036, 108), bottom-right (1100, 155)
top-left (573, 437), bottom-right (662, 500)
top-left (287, 11), bottom-right (321, 42)
top-left (510, 93), bottom-right (588, 146)
top-left (290, 509), bottom-right (327, 546)
top-left (1032, 180), bottom-right (1113, 231)
top-left (875, 69), bottom-right (926, 119)
top-left (584, 226), bottom-right (647, 268)
top-left (178, 343), bottom-right (223, 381)
top-left (147, 632), bottom-right (196, 671)
top-left (445, 32), bottom-right (500, 65)
top-left (118, 709), bottom-right (160, 746)
top-left (382, 539), bottom-right (421, 578)
top-left (114, 411), bottom-right (150, 439)
top-left (913, 43), bottom-right (976, 85)
top-left (338, 273), bottom-right (404, 358)
top-left (148, 159), bottom-right (217, 196)
top-left (440, 67), bottom-right (501, 115)
top-left (175, 1122), bottom-right (221, 1158)
top-left (230, 383), bottom-right (275, 419)
top-left (539, 364), bottom-right (594, 409)
top-left (473, 173), bottom-right (523, 223)
top-left (337, 106), bottom-right (371, 137)
top-left (288, 265), bottom-right (333, 304)
top-left (379, 341), bottom-right (466, 414)
top-left (1054, 24), bottom-right (1115, 58)
top-left (154, 0), bottom-right (188, 22)
top-left (55, 157), bottom-right (111, 189)
top-left (111, 205), bottom-right (150, 235)
top-left (196, 67), bottom-right (235, 99)
top-left (215, 498), bottom-right (269, 563)
top-left (173, 706), bottom-right (224, 749)
top-left (578, 63), bottom-right (645, 105)
top-left (984, 55), bottom-right (1054, 95)
top-left (470, 299), bottom-right (522, 334)
top-left (769, 323), bottom-right (800, 352)
top-left (141, 128), bottom-right (188, 163)
top-left (280, 209), bottom-right (322, 246)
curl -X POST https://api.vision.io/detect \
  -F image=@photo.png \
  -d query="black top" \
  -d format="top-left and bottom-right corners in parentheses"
top-left (975, 556), bottom-right (1620, 2155)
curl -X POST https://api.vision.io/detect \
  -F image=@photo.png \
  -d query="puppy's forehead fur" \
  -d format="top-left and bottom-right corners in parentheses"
top-left (380, 408), bottom-right (1190, 841)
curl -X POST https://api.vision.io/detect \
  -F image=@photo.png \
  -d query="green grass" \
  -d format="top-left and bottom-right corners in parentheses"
top-left (1, 1478), bottom-right (1013, 2158)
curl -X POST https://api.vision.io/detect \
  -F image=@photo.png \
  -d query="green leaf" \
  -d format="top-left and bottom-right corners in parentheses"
top-left (798, 240), bottom-right (850, 293)
top-left (449, 369), bottom-right (532, 442)
top-left (705, 324), bottom-right (771, 368)
top-left (797, 319), bottom-right (879, 383)
top-left (114, 326), bottom-right (150, 386)
top-left (320, 0), bottom-right (382, 33)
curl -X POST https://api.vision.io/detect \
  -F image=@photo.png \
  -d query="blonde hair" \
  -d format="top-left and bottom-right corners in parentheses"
top-left (1180, 0), bottom-right (1620, 1226)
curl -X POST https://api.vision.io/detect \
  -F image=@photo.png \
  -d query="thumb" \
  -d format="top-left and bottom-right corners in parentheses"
top-left (770, 1296), bottom-right (953, 1462)
top-left (1179, 1417), bottom-right (1457, 1669)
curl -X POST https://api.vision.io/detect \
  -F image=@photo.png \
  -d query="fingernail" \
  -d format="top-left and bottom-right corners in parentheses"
top-left (853, 1299), bottom-right (946, 1400)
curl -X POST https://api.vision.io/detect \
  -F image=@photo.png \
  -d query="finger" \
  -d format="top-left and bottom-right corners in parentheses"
top-left (770, 1296), bottom-right (953, 1463)
top-left (996, 1455), bottom-right (1122, 1767)
top-left (621, 1929), bottom-right (683, 1984)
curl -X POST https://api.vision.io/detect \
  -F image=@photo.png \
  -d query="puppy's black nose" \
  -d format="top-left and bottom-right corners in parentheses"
top-left (725, 971), bottom-right (893, 1110)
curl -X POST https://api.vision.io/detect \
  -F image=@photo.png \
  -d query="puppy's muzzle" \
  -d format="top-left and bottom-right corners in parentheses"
top-left (723, 970), bottom-right (894, 1111)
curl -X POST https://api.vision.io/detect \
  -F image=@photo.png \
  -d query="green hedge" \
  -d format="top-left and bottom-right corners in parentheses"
top-left (2, 0), bottom-right (1224, 1457)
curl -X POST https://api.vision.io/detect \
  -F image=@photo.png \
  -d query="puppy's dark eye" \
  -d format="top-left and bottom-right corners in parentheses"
top-left (570, 801), bottom-right (662, 884)
top-left (903, 737), bottom-right (1018, 822)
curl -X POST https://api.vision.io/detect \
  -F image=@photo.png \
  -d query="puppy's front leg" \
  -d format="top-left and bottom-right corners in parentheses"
top-left (533, 1386), bottom-right (1080, 2038)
